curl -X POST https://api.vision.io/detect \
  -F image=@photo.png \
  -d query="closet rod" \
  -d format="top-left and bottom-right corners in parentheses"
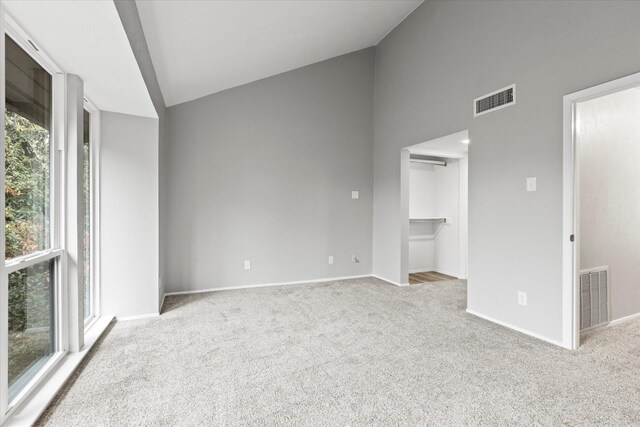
top-left (410, 159), bottom-right (447, 166)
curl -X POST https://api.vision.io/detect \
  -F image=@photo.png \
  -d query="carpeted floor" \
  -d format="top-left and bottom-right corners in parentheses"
top-left (37, 277), bottom-right (640, 426)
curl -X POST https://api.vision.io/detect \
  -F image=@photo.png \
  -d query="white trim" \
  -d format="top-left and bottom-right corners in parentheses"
top-left (92, 106), bottom-right (101, 322)
top-left (165, 274), bottom-right (374, 296)
top-left (458, 155), bottom-right (468, 279)
top-left (117, 313), bottom-right (160, 322)
top-left (608, 311), bottom-right (640, 326)
top-left (562, 71), bottom-right (640, 350)
top-left (466, 309), bottom-right (565, 348)
top-left (83, 315), bottom-right (98, 332)
top-left (3, 316), bottom-right (113, 427)
top-left (63, 74), bottom-right (84, 353)
top-left (370, 274), bottom-right (409, 287)
top-left (5, 249), bottom-right (64, 274)
top-left (82, 99), bottom-right (101, 325)
top-left (53, 71), bottom-right (68, 364)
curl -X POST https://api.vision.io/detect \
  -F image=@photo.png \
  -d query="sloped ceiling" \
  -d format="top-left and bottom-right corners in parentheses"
top-left (136, 0), bottom-right (422, 106)
top-left (4, 0), bottom-right (157, 118)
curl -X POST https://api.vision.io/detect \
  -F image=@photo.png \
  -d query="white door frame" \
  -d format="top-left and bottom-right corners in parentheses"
top-left (562, 71), bottom-right (640, 350)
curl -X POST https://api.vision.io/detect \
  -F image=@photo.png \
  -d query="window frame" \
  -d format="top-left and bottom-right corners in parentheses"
top-left (83, 99), bottom-right (100, 330)
top-left (0, 11), bottom-right (67, 421)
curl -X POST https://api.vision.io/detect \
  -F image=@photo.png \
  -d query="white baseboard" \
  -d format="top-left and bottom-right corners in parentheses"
top-left (117, 312), bottom-right (160, 321)
top-left (579, 311), bottom-right (640, 336)
top-left (608, 311), bottom-right (640, 326)
top-left (164, 274), bottom-right (372, 297)
top-left (466, 308), bottom-right (565, 348)
top-left (409, 268), bottom-right (435, 274)
top-left (370, 274), bottom-right (409, 287)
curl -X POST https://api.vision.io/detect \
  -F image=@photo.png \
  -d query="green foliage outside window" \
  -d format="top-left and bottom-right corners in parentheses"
top-left (6, 109), bottom-right (51, 332)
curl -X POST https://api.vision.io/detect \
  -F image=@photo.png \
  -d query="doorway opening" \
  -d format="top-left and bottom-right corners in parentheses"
top-left (401, 130), bottom-right (469, 286)
top-left (563, 72), bottom-right (640, 350)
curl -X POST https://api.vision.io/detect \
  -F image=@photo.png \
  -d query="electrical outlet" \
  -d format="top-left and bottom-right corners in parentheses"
top-left (526, 177), bottom-right (536, 192)
top-left (244, 260), bottom-right (251, 270)
top-left (518, 291), bottom-right (527, 306)
top-left (328, 256), bottom-right (334, 265)
top-left (352, 255), bottom-right (359, 263)
top-left (351, 191), bottom-right (359, 199)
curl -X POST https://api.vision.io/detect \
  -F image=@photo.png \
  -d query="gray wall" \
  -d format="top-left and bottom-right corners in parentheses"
top-left (373, 0), bottom-right (640, 342)
top-left (114, 0), bottom-right (168, 311)
top-left (166, 48), bottom-right (374, 293)
top-left (579, 88), bottom-right (640, 321)
top-left (101, 112), bottom-right (159, 318)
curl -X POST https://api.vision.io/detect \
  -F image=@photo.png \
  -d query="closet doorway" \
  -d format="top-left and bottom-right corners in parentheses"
top-left (401, 130), bottom-right (469, 285)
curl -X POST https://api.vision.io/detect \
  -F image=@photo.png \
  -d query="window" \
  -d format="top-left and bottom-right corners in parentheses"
top-left (83, 110), bottom-right (90, 321)
top-left (83, 107), bottom-right (96, 324)
top-left (4, 33), bottom-right (61, 404)
top-left (0, 14), bottom-right (103, 423)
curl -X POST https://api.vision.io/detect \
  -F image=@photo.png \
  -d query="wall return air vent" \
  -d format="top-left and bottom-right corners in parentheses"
top-left (474, 84), bottom-right (516, 117)
top-left (580, 266), bottom-right (609, 331)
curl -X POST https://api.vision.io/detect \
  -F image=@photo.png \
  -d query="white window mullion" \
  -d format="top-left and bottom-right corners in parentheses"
top-left (64, 74), bottom-right (85, 352)
top-left (91, 111), bottom-right (100, 321)
top-left (5, 249), bottom-right (64, 275)
top-left (83, 101), bottom-right (100, 327)
top-left (53, 72), bottom-right (68, 355)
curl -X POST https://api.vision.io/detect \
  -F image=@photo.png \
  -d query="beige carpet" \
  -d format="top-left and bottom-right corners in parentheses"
top-left (37, 277), bottom-right (640, 426)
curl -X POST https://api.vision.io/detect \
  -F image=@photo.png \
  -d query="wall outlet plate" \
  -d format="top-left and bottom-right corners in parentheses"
top-left (526, 177), bottom-right (536, 192)
top-left (518, 291), bottom-right (527, 306)
top-left (244, 260), bottom-right (251, 270)
top-left (328, 256), bottom-right (334, 265)
top-left (351, 191), bottom-right (359, 199)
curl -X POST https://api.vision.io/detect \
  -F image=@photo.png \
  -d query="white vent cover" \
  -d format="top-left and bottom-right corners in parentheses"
top-left (474, 84), bottom-right (516, 117)
top-left (580, 267), bottom-right (609, 331)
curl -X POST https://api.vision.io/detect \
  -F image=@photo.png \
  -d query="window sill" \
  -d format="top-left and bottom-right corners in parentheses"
top-left (84, 315), bottom-right (99, 332)
top-left (3, 315), bottom-right (114, 427)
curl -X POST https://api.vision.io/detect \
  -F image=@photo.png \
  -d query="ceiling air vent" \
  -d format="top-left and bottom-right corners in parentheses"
top-left (474, 84), bottom-right (516, 117)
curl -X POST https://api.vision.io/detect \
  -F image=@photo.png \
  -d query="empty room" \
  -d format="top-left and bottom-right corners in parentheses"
top-left (0, 0), bottom-right (639, 425)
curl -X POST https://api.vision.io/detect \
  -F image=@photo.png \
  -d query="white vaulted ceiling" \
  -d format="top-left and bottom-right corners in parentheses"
top-left (4, 0), bottom-right (157, 118)
top-left (136, 0), bottom-right (422, 106)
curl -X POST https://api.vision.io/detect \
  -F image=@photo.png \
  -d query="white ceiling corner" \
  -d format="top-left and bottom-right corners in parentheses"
top-left (3, 0), bottom-right (157, 118)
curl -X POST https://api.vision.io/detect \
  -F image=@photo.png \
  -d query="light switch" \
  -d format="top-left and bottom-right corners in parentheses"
top-left (526, 177), bottom-right (536, 192)
top-left (352, 191), bottom-right (359, 199)
top-left (518, 291), bottom-right (528, 306)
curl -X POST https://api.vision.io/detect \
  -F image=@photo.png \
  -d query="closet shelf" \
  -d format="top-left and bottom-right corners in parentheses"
top-left (410, 217), bottom-right (447, 223)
